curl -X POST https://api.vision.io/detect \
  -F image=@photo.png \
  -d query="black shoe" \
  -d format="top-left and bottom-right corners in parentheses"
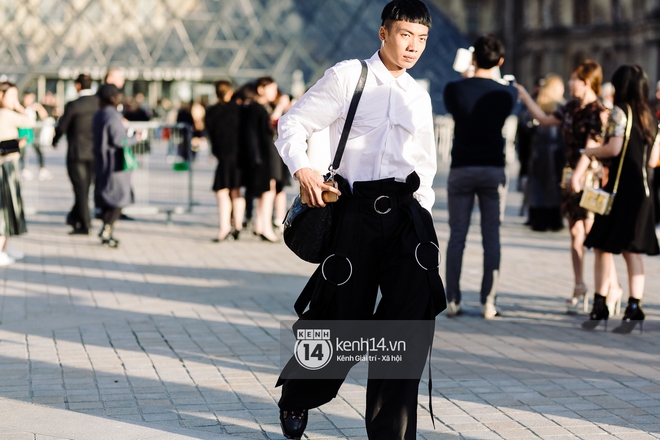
top-left (211, 233), bottom-right (230, 243)
top-left (280, 409), bottom-right (308, 439)
top-left (260, 233), bottom-right (279, 243)
top-left (582, 293), bottom-right (609, 331)
top-left (99, 224), bottom-right (120, 248)
top-left (69, 228), bottom-right (89, 235)
top-left (120, 213), bottom-right (134, 221)
top-left (612, 301), bottom-right (645, 334)
top-left (231, 229), bottom-right (241, 240)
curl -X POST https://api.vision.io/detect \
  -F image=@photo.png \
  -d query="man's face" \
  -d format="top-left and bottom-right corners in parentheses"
top-left (106, 69), bottom-right (125, 89)
top-left (379, 20), bottom-right (428, 71)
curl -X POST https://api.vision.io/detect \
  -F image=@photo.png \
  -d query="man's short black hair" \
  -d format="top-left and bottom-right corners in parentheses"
top-left (381, 0), bottom-right (432, 30)
top-left (473, 35), bottom-right (505, 70)
top-left (75, 74), bottom-right (92, 90)
top-left (97, 84), bottom-right (122, 107)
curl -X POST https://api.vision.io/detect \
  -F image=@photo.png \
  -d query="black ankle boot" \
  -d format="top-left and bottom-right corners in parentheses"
top-left (581, 293), bottom-right (609, 330)
top-left (612, 300), bottom-right (645, 334)
top-left (279, 409), bottom-right (308, 439)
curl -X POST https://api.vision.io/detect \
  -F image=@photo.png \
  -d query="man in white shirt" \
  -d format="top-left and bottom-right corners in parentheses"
top-left (275, 1), bottom-right (446, 438)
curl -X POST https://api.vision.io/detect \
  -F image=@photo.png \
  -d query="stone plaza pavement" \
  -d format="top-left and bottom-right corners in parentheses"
top-left (0, 146), bottom-right (659, 440)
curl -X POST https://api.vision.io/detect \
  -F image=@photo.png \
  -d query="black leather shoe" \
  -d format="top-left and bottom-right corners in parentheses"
top-left (280, 409), bottom-right (308, 439)
top-left (69, 228), bottom-right (89, 235)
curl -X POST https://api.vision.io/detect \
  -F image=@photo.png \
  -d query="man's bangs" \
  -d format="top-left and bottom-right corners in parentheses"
top-left (381, 0), bottom-right (432, 29)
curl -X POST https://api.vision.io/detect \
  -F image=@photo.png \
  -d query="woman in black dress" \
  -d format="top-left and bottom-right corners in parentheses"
top-left (574, 65), bottom-right (660, 333)
top-left (205, 80), bottom-right (245, 241)
top-left (244, 77), bottom-right (281, 243)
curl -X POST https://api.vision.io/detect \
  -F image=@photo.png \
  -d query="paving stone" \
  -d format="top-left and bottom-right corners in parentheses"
top-left (1, 155), bottom-right (659, 439)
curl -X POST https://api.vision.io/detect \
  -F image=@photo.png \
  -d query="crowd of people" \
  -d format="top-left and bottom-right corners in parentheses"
top-left (512, 59), bottom-right (659, 334)
top-left (440, 31), bottom-right (660, 337)
top-left (0, 67), bottom-right (294, 258)
top-left (205, 77), bottom-right (292, 243)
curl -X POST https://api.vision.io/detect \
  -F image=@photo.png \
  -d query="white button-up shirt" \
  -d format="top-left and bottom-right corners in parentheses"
top-left (276, 51), bottom-right (437, 212)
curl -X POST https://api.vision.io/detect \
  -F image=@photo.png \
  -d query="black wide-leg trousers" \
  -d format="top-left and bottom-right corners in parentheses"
top-left (67, 160), bottom-right (93, 230)
top-left (277, 173), bottom-right (446, 440)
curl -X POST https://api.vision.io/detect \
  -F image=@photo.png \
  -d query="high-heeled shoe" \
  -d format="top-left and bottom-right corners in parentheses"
top-left (581, 293), bottom-right (608, 330)
top-left (260, 233), bottom-right (279, 243)
top-left (606, 287), bottom-right (623, 317)
top-left (211, 231), bottom-right (231, 243)
top-left (231, 229), bottom-right (241, 241)
top-left (612, 300), bottom-right (644, 334)
top-left (566, 284), bottom-right (588, 315)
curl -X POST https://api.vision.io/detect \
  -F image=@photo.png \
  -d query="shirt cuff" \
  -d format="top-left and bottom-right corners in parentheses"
top-left (287, 152), bottom-right (313, 178)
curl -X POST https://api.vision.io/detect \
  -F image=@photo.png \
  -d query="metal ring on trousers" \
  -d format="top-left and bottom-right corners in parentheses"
top-left (374, 195), bottom-right (391, 214)
top-left (321, 254), bottom-right (353, 286)
top-left (415, 242), bottom-right (440, 271)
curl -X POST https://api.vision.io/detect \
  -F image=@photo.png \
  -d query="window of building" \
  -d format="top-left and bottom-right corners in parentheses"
top-left (539, 0), bottom-right (552, 28)
top-left (466, 1), bottom-right (480, 36)
top-left (611, 0), bottom-right (622, 22)
top-left (574, 0), bottom-right (591, 25)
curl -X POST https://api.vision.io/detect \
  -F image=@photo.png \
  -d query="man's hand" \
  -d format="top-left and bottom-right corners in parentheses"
top-left (294, 167), bottom-right (341, 208)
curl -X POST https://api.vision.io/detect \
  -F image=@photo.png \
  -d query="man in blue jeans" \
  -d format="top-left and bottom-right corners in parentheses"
top-left (443, 35), bottom-right (517, 318)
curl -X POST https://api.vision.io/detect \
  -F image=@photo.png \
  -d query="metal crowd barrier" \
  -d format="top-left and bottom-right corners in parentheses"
top-left (19, 120), bottom-right (54, 215)
top-left (434, 115), bottom-right (454, 163)
top-left (19, 120), bottom-right (194, 223)
top-left (124, 121), bottom-right (194, 222)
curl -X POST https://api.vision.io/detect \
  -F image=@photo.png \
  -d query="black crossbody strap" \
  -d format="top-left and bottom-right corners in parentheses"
top-left (329, 60), bottom-right (368, 178)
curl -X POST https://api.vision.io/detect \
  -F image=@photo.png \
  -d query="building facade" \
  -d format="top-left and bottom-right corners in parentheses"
top-left (430, 0), bottom-right (660, 91)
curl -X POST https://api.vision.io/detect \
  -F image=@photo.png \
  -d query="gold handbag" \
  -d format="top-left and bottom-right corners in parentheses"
top-left (579, 105), bottom-right (632, 216)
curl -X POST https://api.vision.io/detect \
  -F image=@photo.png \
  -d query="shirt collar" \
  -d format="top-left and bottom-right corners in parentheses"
top-left (367, 51), bottom-right (412, 92)
top-left (79, 89), bottom-right (96, 97)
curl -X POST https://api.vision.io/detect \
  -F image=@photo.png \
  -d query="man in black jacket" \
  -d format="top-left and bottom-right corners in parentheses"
top-left (53, 74), bottom-right (99, 234)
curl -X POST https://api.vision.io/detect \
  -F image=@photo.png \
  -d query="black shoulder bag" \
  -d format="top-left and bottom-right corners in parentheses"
top-left (282, 60), bottom-right (368, 263)
top-left (0, 139), bottom-right (21, 156)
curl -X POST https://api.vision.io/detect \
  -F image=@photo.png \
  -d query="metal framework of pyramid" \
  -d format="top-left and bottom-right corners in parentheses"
top-left (0, 0), bottom-right (468, 112)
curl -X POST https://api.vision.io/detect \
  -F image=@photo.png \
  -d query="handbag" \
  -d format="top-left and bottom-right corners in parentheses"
top-left (579, 104), bottom-right (632, 215)
top-left (0, 139), bottom-right (20, 156)
top-left (122, 140), bottom-right (139, 171)
top-left (282, 60), bottom-right (368, 263)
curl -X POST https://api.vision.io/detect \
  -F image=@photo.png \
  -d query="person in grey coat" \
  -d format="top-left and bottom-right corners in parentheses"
top-left (92, 84), bottom-right (136, 248)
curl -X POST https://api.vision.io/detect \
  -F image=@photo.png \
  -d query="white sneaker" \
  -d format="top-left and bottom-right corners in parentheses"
top-left (0, 252), bottom-right (16, 266)
top-left (38, 168), bottom-right (53, 181)
top-left (445, 301), bottom-right (463, 317)
top-left (21, 168), bottom-right (34, 181)
top-left (482, 303), bottom-right (500, 319)
top-left (5, 247), bottom-right (24, 260)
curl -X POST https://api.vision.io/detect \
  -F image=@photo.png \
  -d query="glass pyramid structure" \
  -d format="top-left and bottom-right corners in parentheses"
top-left (0, 0), bottom-right (468, 112)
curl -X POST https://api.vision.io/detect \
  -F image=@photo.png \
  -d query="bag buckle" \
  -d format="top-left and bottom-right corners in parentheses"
top-left (374, 195), bottom-right (391, 214)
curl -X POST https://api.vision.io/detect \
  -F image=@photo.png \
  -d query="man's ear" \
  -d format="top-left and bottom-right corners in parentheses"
top-left (379, 26), bottom-right (387, 42)
top-left (497, 58), bottom-right (504, 67)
